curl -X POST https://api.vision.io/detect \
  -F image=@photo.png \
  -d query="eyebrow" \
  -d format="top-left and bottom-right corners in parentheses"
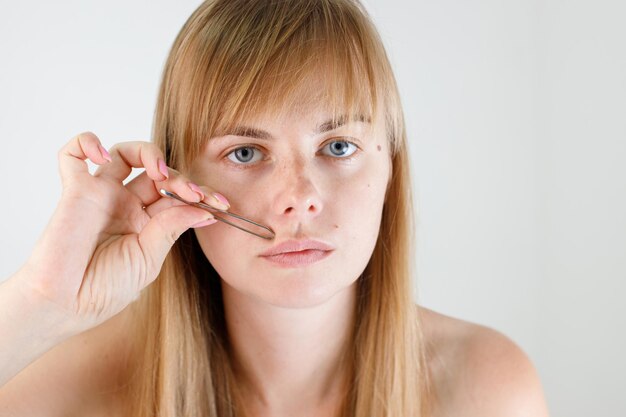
top-left (219, 114), bottom-right (371, 141)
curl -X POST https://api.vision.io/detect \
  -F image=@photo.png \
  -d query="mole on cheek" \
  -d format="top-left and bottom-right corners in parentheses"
top-left (377, 145), bottom-right (381, 151)
top-left (334, 224), bottom-right (339, 229)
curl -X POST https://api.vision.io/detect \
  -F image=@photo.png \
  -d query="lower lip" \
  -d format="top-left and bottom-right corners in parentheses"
top-left (261, 249), bottom-right (333, 268)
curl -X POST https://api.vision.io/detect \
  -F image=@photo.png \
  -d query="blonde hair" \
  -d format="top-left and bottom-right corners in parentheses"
top-left (124, 0), bottom-right (432, 415)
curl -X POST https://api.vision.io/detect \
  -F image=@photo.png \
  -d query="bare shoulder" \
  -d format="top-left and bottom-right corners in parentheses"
top-left (417, 305), bottom-right (550, 417)
top-left (0, 306), bottom-right (134, 417)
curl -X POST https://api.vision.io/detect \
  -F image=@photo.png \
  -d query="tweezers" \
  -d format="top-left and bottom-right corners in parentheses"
top-left (159, 189), bottom-right (275, 240)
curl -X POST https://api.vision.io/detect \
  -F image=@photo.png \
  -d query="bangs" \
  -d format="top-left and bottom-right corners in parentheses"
top-left (212, 2), bottom-right (378, 135)
top-left (213, 42), bottom-right (376, 140)
top-left (161, 0), bottom-right (401, 168)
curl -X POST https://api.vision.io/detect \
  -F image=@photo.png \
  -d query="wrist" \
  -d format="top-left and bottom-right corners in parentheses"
top-left (8, 268), bottom-right (80, 344)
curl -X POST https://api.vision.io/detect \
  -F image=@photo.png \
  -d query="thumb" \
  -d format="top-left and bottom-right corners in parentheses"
top-left (137, 205), bottom-right (215, 279)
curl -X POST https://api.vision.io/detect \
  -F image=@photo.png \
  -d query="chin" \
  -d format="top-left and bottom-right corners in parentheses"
top-left (268, 280), bottom-right (352, 309)
top-left (226, 268), bottom-right (358, 310)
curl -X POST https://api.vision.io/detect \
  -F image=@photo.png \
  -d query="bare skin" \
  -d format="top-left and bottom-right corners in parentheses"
top-left (419, 307), bottom-right (550, 417)
top-left (0, 123), bottom-right (549, 416)
top-left (0, 304), bottom-right (550, 417)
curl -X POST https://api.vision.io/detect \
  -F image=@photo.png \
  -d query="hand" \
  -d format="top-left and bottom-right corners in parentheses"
top-left (17, 132), bottom-right (228, 335)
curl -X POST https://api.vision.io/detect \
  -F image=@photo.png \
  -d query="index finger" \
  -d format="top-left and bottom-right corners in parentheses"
top-left (93, 141), bottom-right (168, 183)
top-left (58, 132), bottom-right (112, 186)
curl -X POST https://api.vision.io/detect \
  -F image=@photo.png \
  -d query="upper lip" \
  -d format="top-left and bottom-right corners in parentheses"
top-left (260, 239), bottom-right (335, 257)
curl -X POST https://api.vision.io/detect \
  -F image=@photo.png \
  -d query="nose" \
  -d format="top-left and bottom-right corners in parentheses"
top-left (270, 163), bottom-right (324, 222)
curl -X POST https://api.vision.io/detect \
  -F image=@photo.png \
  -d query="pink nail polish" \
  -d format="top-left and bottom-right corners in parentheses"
top-left (158, 159), bottom-right (169, 179)
top-left (99, 145), bottom-right (112, 162)
top-left (192, 218), bottom-right (218, 228)
top-left (188, 182), bottom-right (204, 199)
top-left (211, 192), bottom-right (230, 208)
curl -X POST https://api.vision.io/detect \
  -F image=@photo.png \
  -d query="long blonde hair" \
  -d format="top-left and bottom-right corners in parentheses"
top-left (124, 0), bottom-right (432, 415)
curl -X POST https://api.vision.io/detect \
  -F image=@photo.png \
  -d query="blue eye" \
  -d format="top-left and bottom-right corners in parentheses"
top-left (226, 146), bottom-right (263, 164)
top-left (321, 140), bottom-right (358, 157)
top-left (225, 139), bottom-right (359, 167)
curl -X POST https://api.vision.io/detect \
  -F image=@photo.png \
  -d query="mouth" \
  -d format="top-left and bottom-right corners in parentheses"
top-left (260, 249), bottom-right (334, 268)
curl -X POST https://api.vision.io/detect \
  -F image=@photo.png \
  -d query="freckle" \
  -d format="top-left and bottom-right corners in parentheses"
top-left (377, 145), bottom-right (381, 151)
top-left (334, 224), bottom-right (339, 229)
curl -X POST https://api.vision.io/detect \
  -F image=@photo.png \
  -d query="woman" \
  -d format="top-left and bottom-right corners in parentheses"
top-left (0, 0), bottom-right (549, 415)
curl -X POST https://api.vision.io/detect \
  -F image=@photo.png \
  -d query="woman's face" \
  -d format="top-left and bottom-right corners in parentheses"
top-left (188, 106), bottom-right (391, 308)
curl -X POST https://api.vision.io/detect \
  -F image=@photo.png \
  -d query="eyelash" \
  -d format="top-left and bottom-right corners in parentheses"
top-left (223, 138), bottom-right (362, 169)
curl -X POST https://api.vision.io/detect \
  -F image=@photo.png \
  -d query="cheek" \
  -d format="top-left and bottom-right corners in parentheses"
top-left (194, 225), bottom-right (254, 284)
top-left (332, 163), bottom-right (388, 260)
top-left (189, 163), bottom-right (270, 224)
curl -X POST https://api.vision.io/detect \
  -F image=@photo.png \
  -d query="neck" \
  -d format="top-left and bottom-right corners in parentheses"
top-left (222, 281), bottom-right (357, 416)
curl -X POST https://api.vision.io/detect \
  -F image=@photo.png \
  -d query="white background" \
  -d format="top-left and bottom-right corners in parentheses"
top-left (1, 1), bottom-right (625, 415)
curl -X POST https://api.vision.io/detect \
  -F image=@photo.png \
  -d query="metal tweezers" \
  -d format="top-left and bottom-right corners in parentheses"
top-left (159, 189), bottom-right (275, 240)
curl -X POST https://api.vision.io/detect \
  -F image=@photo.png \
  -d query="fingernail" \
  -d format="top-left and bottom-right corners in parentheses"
top-left (99, 145), bottom-right (112, 162)
top-left (158, 159), bottom-right (169, 179)
top-left (192, 218), bottom-right (218, 228)
top-left (211, 192), bottom-right (230, 209)
top-left (188, 182), bottom-right (204, 199)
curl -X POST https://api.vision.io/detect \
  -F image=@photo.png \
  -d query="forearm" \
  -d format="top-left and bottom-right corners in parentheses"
top-left (0, 271), bottom-right (75, 388)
